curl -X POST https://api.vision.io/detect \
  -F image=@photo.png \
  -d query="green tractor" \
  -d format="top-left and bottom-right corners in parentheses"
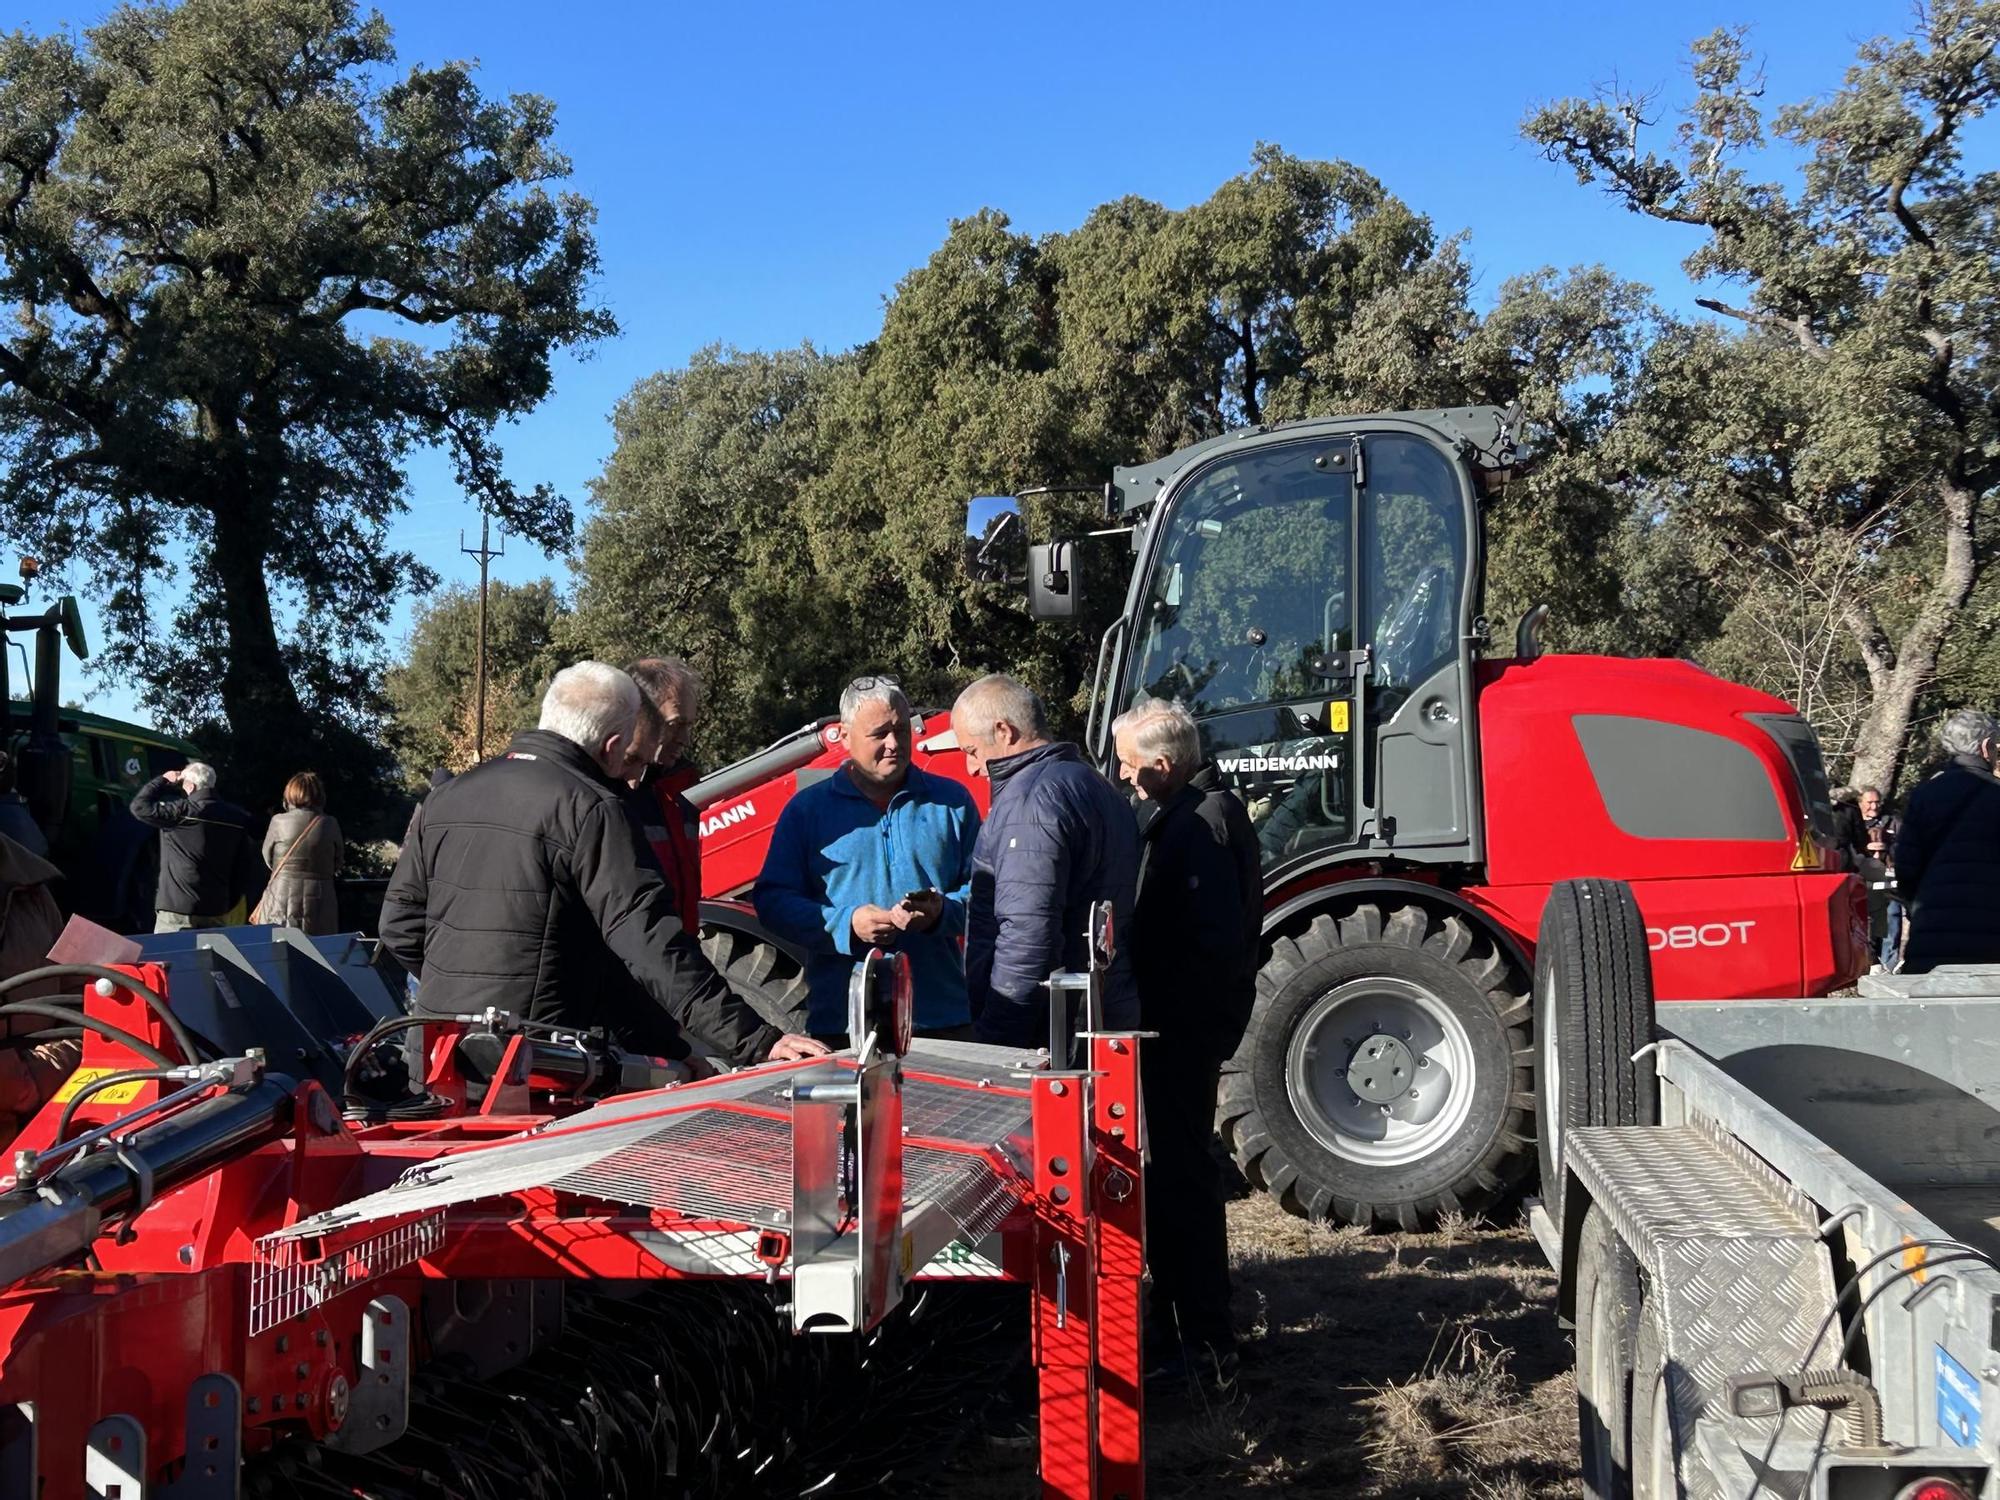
top-left (2, 565), bottom-right (198, 931)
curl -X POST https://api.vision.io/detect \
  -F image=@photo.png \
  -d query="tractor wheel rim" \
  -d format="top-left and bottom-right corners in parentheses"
top-left (1284, 976), bottom-right (1477, 1167)
top-left (1540, 966), bottom-right (1561, 1174)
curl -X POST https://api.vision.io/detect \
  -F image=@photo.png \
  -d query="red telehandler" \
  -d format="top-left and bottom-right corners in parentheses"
top-left (685, 405), bottom-right (1866, 1231)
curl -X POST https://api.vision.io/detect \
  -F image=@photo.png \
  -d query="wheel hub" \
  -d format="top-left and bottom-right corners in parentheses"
top-left (1345, 1033), bottom-right (1416, 1104)
top-left (1283, 976), bottom-right (1480, 1168)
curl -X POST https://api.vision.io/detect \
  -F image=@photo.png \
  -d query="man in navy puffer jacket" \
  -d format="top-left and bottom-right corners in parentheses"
top-left (952, 674), bottom-right (1140, 1046)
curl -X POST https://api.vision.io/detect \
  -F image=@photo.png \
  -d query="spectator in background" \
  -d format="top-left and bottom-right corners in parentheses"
top-left (951, 673), bottom-right (1139, 1047)
top-left (256, 771), bottom-right (345, 935)
top-left (755, 676), bottom-right (981, 1046)
top-left (1851, 786), bottom-right (1904, 971)
top-left (0, 832), bottom-right (77, 1142)
top-left (1895, 709), bottom-right (2000, 973)
top-left (1113, 697), bottom-right (1260, 1387)
top-left (627, 658), bottom-right (707, 935)
top-left (130, 761), bottom-right (257, 933)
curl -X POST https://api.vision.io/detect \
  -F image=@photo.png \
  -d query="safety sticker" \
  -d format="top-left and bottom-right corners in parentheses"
top-left (1936, 1345), bottom-right (1982, 1448)
top-left (1328, 701), bottom-right (1350, 733)
top-left (50, 1067), bottom-right (150, 1106)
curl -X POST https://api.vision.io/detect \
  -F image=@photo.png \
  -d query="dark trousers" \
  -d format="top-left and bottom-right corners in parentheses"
top-left (1142, 1039), bottom-right (1233, 1351)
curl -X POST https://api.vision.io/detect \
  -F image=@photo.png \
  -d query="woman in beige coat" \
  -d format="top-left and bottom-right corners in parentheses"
top-left (259, 772), bottom-right (344, 935)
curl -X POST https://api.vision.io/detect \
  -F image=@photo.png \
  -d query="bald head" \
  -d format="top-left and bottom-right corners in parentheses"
top-left (951, 673), bottom-right (1050, 779)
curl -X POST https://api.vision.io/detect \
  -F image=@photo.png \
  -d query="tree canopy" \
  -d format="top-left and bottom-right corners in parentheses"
top-left (0, 0), bottom-right (610, 817)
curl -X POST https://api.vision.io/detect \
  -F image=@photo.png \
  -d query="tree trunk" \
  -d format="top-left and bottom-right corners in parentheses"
top-left (208, 495), bottom-right (310, 804)
top-left (1844, 477), bottom-right (1979, 791)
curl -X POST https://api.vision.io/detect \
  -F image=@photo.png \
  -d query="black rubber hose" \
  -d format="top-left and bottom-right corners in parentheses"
top-left (0, 965), bottom-right (202, 1065)
top-left (341, 1014), bottom-right (435, 1102)
top-left (54, 1068), bottom-right (185, 1145)
top-left (0, 1002), bottom-right (173, 1068)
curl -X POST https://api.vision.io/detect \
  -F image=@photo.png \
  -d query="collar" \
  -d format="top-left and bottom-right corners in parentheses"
top-left (508, 728), bottom-right (622, 791)
top-left (1951, 753), bottom-right (2000, 785)
top-left (1138, 779), bottom-right (1203, 842)
top-left (831, 761), bottom-right (926, 805)
top-left (988, 740), bottom-right (1077, 790)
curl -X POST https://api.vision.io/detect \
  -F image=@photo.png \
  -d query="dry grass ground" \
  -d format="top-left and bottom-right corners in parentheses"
top-left (932, 1190), bottom-right (1580, 1499)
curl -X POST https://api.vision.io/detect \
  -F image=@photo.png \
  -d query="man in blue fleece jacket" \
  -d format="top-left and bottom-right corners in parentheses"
top-left (754, 677), bottom-right (982, 1043)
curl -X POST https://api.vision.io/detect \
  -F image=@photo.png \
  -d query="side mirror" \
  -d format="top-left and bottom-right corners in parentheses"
top-left (1028, 541), bottom-right (1079, 620)
top-left (964, 495), bottom-right (1023, 581)
top-left (59, 596), bottom-right (88, 661)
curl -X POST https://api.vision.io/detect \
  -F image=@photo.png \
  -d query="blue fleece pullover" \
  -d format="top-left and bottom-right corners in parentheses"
top-left (752, 763), bottom-right (981, 1033)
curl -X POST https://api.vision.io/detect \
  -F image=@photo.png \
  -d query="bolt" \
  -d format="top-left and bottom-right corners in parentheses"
top-left (1418, 1057), bottom-right (1431, 1069)
top-left (295, 1362), bottom-right (309, 1380)
top-left (272, 1394), bottom-right (286, 1412)
top-left (315, 1329), bottom-right (329, 1347)
top-left (246, 1398), bottom-right (261, 1415)
top-left (1049, 1081), bottom-right (1067, 1096)
top-left (1109, 1102), bottom-right (1126, 1119)
top-left (94, 977), bottom-right (118, 998)
top-left (277, 1336), bottom-right (290, 1354)
top-left (12, 1149), bottom-right (37, 1179)
top-left (1379, 1104), bottom-right (1391, 1115)
top-left (1110, 1039), bottom-right (1127, 1054)
top-left (178, 1244), bottom-right (196, 1266)
top-left (1404, 1031), bottom-right (1413, 1041)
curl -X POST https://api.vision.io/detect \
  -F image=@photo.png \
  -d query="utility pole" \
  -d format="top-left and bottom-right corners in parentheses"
top-left (459, 512), bottom-right (505, 762)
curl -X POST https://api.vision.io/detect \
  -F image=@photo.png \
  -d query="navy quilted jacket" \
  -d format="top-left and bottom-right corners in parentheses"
top-left (1896, 755), bottom-right (2000, 971)
top-left (966, 742), bottom-right (1140, 1045)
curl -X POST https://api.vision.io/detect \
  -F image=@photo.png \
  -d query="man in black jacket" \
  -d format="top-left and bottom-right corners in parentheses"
top-left (1896, 708), bottom-right (2000, 973)
top-left (381, 662), bottom-right (824, 1069)
top-left (129, 761), bottom-right (257, 932)
top-left (1113, 696), bottom-right (1262, 1386)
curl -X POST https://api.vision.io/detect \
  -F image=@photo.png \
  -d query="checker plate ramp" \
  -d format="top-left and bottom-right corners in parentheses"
top-left (269, 1042), bottom-right (1036, 1246)
top-left (1568, 1123), bottom-right (1839, 1500)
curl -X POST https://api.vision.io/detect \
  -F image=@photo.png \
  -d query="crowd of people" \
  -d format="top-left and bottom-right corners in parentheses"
top-left (365, 658), bottom-right (1260, 1388)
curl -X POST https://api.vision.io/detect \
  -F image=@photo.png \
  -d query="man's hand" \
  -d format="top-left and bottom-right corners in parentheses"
top-left (851, 904), bottom-right (903, 946)
top-left (897, 890), bottom-right (946, 933)
top-left (767, 1033), bottom-right (831, 1062)
top-left (681, 1054), bottom-right (719, 1081)
top-left (162, 769), bottom-right (183, 786)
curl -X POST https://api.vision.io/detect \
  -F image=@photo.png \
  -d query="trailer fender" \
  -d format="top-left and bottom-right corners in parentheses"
top-left (1566, 1121), bottom-right (1840, 1496)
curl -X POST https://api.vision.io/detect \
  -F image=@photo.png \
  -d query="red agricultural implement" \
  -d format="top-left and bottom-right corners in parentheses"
top-left (686, 409), bottom-right (1867, 1233)
top-left (0, 922), bottom-right (1144, 1499)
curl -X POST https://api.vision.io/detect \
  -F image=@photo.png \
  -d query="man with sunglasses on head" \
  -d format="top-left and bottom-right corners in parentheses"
top-left (754, 675), bottom-right (982, 1047)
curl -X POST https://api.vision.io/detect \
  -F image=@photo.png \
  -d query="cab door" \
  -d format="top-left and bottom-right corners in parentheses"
top-left (1357, 433), bottom-right (1480, 859)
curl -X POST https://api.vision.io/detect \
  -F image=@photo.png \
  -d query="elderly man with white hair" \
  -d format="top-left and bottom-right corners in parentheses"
top-left (1112, 695), bottom-right (1261, 1388)
top-left (382, 662), bottom-right (825, 1069)
top-left (1895, 707), bottom-right (2000, 973)
top-left (129, 758), bottom-right (257, 932)
top-left (754, 675), bottom-right (982, 1044)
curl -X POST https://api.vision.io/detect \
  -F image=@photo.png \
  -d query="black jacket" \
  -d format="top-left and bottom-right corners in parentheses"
top-left (1132, 764), bottom-right (1263, 1058)
top-left (380, 729), bottom-right (778, 1065)
top-left (1895, 755), bottom-right (2000, 972)
top-left (966, 741), bottom-right (1140, 1045)
top-left (128, 778), bottom-right (257, 918)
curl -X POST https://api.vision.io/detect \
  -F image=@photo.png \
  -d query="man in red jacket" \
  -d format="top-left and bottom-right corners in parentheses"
top-left (628, 658), bottom-right (705, 932)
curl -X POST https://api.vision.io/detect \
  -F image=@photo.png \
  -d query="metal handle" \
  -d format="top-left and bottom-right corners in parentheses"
top-left (1084, 615), bottom-right (1128, 763)
top-left (1053, 1241), bottom-right (1072, 1330)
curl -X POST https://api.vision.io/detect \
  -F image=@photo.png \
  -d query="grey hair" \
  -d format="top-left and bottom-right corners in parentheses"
top-left (952, 673), bottom-right (1048, 742)
top-left (840, 676), bottom-right (912, 724)
top-left (1110, 697), bottom-right (1201, 768)
top-left (539, 662), bottom-right (640, 751)
top-left (627, 657), bottom-right (703, 719)
top-left (1938, 707), bottom-right (2000, 758)
top-left (180, 761), bottom-right (217, 793)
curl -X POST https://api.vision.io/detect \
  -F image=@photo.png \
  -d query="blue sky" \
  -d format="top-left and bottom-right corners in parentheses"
top-left (6, 0), bottom-right (1947, 726)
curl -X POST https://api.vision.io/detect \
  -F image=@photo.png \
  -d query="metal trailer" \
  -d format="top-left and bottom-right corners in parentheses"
top-left (1532, 876), bottom-right (2000, 1500)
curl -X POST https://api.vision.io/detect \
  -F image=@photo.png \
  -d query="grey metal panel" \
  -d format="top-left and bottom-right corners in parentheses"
top-left (1657, 1041), bottom-right (2000, 1451)
top-left (1660, 997), bottom-right (2000, 1188)
top-left (1858, 968), bottom-right (2000, 1000)
top-left (1574, 714), bottom-right (1788, 841)
top-left (1568, 1124), bottom-right (1837, 1498)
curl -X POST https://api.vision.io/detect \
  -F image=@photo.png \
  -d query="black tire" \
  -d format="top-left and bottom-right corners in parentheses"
top-left (700, 926), bottom-right (810, 1033)
top-left (1575, 1204), bottom-right (1642, 1500)
top-left (1534, 879), bottom-right (1658, 1232)
top-left (1218, 902), bottom-right (1533, 1230)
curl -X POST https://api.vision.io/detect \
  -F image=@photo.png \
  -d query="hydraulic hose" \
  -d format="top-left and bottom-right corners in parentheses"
top-left (0, 1001), bottom-right (173, 1067)
top-left (0, 964), bottom-right (202, 1065)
